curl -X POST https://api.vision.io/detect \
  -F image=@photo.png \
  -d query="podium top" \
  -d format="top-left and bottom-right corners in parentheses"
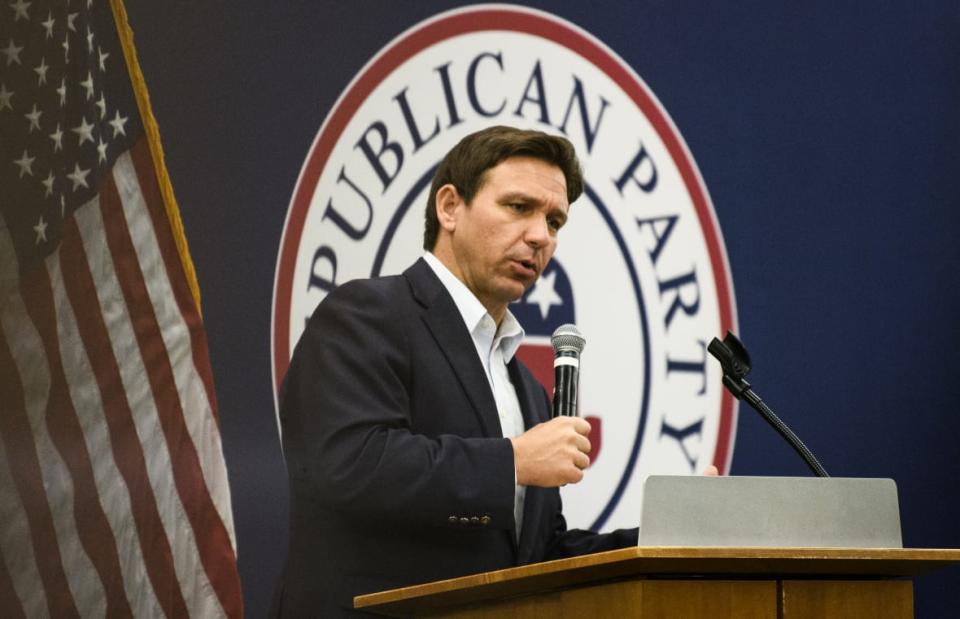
top-left (354, 546), bottom-right (960, 617)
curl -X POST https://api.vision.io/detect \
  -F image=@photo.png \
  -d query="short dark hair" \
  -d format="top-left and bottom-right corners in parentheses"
top-left (423, 126), bottom-right (583, 250)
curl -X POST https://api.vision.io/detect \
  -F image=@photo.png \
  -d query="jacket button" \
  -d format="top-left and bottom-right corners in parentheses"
top-left (470, 516), bottom-right (480, 526)
top-left (480, 516), bottom-right (491, 526)
top-left (459, 517), bottom-right (470, 526)
top-left (448, 516), bottom-right (458, 524)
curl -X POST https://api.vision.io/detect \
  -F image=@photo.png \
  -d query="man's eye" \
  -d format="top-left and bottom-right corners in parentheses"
top-left (548, 218), bottom-right (563, 231)
top-left (508, 202), bottom-right (525, 211)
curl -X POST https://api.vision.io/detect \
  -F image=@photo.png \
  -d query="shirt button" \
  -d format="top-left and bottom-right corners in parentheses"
top-left (470, 516), bottom-right (480, 526)
top-left (480, 516), bottom-right (491, 526)
top-left (448, 516), bottom-right (458, 524)
top-left (460, 517), bottom-right (470, 526)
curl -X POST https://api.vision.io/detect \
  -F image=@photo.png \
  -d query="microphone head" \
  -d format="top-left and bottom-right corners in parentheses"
top-left (551, 324), bottom-right (586, 355)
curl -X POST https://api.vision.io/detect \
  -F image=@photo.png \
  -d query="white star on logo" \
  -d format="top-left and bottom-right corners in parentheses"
top-left (525, 269), bottom-right (564, 320)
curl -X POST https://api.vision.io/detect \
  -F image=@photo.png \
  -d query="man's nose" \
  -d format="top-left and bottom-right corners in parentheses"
top-left (524, 216), bottom-right (550, 247)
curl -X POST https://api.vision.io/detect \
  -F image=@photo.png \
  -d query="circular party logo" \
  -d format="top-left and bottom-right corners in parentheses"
top-left (272, 5), bottom-right (738, 531)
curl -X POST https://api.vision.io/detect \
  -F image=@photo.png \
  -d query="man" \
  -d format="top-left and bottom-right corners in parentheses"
top-left (276, 126), bottom-right (637, 617)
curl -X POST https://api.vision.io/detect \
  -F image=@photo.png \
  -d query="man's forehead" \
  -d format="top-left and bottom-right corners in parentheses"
top-left (482, 156), bottom-right (568, 195)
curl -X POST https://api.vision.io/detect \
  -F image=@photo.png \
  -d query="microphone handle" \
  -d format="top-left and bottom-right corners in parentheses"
top-left (553, 361), bottom-right (579, 417)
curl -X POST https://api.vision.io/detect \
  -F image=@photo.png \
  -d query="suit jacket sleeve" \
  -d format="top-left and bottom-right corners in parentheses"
top-left (280, 277), bottom-right (517, 531)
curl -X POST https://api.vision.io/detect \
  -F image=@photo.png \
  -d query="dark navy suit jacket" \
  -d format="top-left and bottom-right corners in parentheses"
top-left (276, 259), bottom-right (636, 617)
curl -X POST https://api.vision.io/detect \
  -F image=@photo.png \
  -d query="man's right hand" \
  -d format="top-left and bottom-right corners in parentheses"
top-left (510, 416), bottom-right (592, 487)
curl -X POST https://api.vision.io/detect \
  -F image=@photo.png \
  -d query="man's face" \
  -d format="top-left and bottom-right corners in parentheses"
top-left (443, 156), bottom-right (569, 321)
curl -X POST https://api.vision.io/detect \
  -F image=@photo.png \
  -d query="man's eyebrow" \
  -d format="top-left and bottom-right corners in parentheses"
top-left (498, 191), bottom-right (537, 204)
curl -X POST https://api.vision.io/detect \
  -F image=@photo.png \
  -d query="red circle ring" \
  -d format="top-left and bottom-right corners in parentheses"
top-left (271, 5), bottom-right (739, 472)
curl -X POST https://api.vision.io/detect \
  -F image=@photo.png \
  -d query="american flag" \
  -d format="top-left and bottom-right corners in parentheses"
top-left (0, 1), bottom-right (242, 617)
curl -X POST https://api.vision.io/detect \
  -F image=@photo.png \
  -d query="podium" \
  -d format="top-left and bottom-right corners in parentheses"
top-left (354, 546), bottom-right (960, 618)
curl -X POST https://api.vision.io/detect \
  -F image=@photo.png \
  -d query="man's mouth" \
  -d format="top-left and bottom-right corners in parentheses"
top-left (512, 258), bottom-right (539, 279)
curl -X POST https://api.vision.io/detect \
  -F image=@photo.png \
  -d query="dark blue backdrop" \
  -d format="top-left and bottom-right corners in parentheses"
top-left (124, 2), bottom-right (960, 616)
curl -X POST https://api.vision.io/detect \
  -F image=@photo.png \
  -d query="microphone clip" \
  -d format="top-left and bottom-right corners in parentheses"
top-left (707, 332), bottom-right (752, 400)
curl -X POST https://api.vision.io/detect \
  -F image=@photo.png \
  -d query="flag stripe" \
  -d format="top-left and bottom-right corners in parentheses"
top-left (60, 208), bottom-right (188, 618)
top-left (0, 546), bottom-right (27, 619)
top-left (99, 169), bottom-right (241, 617)
top-left (122, 146), bottom-right (237, 551)
top-left (49, 259), bottom-right (165, 619)
top-left (73, 190), bottom-right (222, 616)
top-left (0, 444), bottom-right (39, 619)
top-left (18, 262), bottom-right (132, 618)
top-left (75, 178), bottom-right (216, 617)
top-left (0, 326), bottom-right (78, 619)
top-left (130, 140), bottom-right (220, 424)
top-left (3, 283), bottom-right (109, 618)
top-left (2, 2), bottom-right (242, 615)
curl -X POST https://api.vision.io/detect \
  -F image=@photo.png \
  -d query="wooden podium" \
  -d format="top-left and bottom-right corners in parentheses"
top-left (354, 547), bottom-right (960, 618)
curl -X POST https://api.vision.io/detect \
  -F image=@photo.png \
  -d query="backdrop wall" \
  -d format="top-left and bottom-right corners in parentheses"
top-left (123, 2), bottom-right (960, 616)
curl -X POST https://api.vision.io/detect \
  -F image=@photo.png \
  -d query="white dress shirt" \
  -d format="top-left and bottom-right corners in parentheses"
top-left (423, 252), bottom-right (527, 539)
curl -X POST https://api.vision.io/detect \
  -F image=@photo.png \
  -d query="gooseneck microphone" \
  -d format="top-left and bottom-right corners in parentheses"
top-left (708, 330), bottom-right (829, 478)
top-left (551, 324), bottom-right (585, 417)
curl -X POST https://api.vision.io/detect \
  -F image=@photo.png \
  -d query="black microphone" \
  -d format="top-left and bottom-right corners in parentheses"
top-left (708, 330), bottom-right (829, 478)
top-left (551, 324), bottom-right (585, 417)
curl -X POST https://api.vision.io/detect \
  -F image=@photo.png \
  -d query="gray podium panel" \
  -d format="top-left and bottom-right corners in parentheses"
top-left (638, 476), bottom-right (902, 548)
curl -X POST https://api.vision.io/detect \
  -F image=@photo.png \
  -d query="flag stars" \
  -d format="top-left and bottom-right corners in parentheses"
top-left (72, 116), bottom-right (95, 145)
top-left (98, 46), bottom-right (108, 71)
top-left (66, 162), bottom-right (90, 190)
top-left (14, 150), bottom-right (35, 177)
top-left (42, 11), bottom-right (54, 38)
top-left (41, 171), bottom-right (55, 196)
top-left (34, 216), bottom-right (48, 244)
top-left (2, 39), bottom-right (23, 66)
top-left (95, 92), bottom-right (106, 119)
top-left (24, 103), bottom-right (41, 132)
top-left (56, 78), bottom-right (66, 106)
top-left (34, 56), bottom-right (49, 85)
top-left (67, 12), bottom-right (78, 32)
top-left (0, 83), bottom-right (13, 111)
top-left (86, 26), bottom-right (94, 53)
top-left (96, 136), bottom-right (108, 163)
top-left (49, 123), bottom-right (63, 151)
top-left (9, 0), bottom-right (30, 22)
top-left (81, 72), bottom-right (94, 100)
top-left (62, 32), bottom-right (69, 62)
top-left (108, 109), bottom-right (127, 138)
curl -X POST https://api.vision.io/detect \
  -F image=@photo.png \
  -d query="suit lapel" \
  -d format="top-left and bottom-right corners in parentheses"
top-left (509, 359), bottom-right (552, 563)
top-left (404, 259), bottom-right (503, 438)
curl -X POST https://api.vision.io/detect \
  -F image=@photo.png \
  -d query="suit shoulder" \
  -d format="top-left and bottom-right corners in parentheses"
top-left (311, 274), bottom-right (410, 321)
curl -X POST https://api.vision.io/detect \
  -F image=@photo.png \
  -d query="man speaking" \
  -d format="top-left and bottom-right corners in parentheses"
top-left (276, 126), bottom-right (638, 617)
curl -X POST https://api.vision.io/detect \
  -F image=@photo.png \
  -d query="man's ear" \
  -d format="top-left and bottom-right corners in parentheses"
top-left (435, 184), bottom-right (462, 233)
